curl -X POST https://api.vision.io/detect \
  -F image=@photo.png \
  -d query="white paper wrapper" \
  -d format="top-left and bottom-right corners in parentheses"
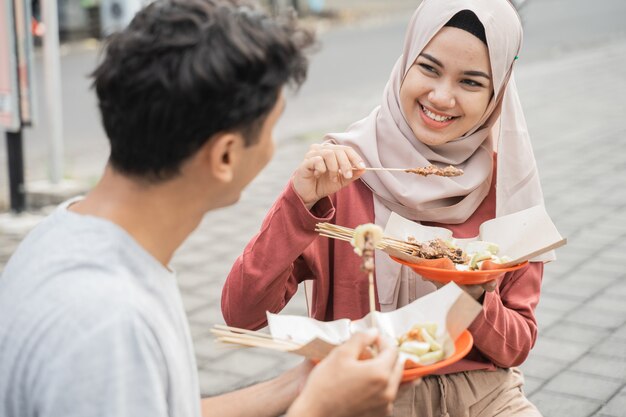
top-left (267, 283), bottom-right (482, 365)
top-left (384, 204), bottom-right (566, 266)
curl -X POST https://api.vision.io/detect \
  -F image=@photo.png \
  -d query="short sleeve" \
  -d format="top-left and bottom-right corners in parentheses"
top-left (34, 310), bottom-right (170, 417)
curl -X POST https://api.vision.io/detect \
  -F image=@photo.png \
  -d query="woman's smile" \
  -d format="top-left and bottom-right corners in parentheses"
top-left (418, 102), bottom-right (459, 129)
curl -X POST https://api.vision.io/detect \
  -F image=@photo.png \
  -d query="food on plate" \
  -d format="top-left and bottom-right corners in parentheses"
top-left (406, 237), bottom-right (467, 263)
top-left (397, 323), bottom-right (445, 366)
top-left (455, 241), bottom-right (511, 271)
top-left (405, 164), bottom-right (464, 177)
top-left (405, 238), bottom-right (512, 271)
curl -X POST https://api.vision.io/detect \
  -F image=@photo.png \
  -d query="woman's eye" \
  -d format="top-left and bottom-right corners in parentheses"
top-left (418, 63), bottom-right (438, 74)
top-left (461, 79), bottom-right (483, 88)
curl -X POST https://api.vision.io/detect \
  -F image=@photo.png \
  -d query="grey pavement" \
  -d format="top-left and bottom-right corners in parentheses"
top-left (1, 2), bottom-right (626, 416)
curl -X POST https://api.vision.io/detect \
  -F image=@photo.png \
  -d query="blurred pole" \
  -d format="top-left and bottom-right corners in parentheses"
top-left (267, 0), bottom-right (278, 15)
top-left (41, 0), bottom-right (64, 184)
top-left (291, 0), bottom-right (300, 14)
top-left (6, 130), bottom-right (26, 213)
top-left (267, 0), bottom-right (301, 15)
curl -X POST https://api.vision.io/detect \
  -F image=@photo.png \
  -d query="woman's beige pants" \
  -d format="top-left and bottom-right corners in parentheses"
top-left (393, 368), bottom-right (541, 417)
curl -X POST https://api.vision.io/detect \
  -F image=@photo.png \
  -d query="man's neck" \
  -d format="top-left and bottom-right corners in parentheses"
top-left (69, 167), bottom-right (208, 267)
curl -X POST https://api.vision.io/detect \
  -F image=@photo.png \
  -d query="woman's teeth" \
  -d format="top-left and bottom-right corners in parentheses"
top-left (422, 105), bottom-right (453, 122)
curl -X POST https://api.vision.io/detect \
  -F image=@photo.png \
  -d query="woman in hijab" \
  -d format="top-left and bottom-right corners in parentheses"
top-left (223, 0), bottom-right (548, 415)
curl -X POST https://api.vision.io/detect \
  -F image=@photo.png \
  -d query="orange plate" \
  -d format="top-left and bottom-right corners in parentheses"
top-left (401, 330), bottom-right (473, 382)
top-left (390, 256), bottom-right (528, 285)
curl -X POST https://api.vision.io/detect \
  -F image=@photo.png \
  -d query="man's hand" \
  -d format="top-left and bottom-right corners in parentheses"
top-left (287, 330), bottom-right (404, 417)
top-left (292, 143), bottom-right (366, 210)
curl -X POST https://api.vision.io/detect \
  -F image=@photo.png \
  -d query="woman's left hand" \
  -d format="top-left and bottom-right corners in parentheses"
top-left (460, 280), bottom-right (498, 302)
top-left (428, 279), bottom-right (498, 302)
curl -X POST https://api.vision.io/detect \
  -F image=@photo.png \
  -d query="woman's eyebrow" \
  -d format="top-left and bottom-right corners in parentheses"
top-left (420, 53), bottom-right (443, 67)
top-left (420, 54), bottom-right (490, 80)
top-left (463, 70), bottom-right (491, 80)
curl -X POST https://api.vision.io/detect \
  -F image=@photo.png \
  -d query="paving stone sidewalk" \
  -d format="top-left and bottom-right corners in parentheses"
top-left (1, 30), bottom-right (625, 417)
top-left (512, 39), bottom-right (626, 417)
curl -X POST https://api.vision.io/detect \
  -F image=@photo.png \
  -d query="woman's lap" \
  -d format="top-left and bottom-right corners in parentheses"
top-left (393, 368), bottom-right (541, 417)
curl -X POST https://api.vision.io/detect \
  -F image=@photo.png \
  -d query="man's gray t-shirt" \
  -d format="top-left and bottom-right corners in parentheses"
top-left (0, 202), bottom-right (201, 417)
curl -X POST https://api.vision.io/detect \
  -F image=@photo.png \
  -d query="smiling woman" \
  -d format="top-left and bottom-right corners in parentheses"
top-left (222, 0), bottom-right (555, 416)
top-left (400, 12), bottom-right (493, 146)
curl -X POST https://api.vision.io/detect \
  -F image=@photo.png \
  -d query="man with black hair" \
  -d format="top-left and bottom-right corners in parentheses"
top-left (0, 1), bottom-right (403, 416)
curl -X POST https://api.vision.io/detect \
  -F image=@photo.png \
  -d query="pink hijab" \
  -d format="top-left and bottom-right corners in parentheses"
top-left (328, 0), bottom-right (547, 309)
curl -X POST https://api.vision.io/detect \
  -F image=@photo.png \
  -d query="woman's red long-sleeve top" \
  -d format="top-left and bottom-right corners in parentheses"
top-left (221, 172), bottom-right (543, 372)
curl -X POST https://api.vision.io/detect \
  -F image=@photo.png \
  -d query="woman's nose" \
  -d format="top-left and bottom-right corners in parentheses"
top-left (428, 85), bottom-right (455, 110)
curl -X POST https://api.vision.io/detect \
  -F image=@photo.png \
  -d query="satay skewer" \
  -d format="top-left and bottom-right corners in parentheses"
top-left (351, 224), bottom-right (384, 332)
top-left (361, 164), bottom-right (464, 177)
top-left (316, 222), bottom-right (444, 257)
top-left (361, 232), bottom-right (377, 327)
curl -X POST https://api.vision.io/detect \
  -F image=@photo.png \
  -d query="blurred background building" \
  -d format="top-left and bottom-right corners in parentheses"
top-left (33, 0), bottom-right (329, 41)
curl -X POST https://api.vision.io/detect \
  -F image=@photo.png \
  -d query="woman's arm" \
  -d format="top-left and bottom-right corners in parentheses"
top-left (221, 182), bottom-right (334, 330)
top-left (468, 261), bottom-right (543, 367)
top-left (221, 144), bottom-right (366, 330)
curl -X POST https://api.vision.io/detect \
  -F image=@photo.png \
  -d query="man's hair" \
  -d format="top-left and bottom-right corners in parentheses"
top-left (92, 0), bottom-right (315, 181)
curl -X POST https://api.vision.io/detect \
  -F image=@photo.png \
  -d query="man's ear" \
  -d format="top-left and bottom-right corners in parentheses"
top-left (200, 132), bottom-right (242, 183)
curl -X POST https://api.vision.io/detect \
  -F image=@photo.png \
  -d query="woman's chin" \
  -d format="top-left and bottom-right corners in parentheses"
top-left (414, 133), bottom-right (453, 147)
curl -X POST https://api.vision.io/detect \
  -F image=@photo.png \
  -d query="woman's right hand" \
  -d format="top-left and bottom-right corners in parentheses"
top-left (292, 143), bottom-right (366, 210)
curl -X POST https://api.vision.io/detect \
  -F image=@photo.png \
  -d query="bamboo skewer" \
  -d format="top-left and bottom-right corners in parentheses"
top-left (210, 325), bottom-right (303, 352)
top-left (361, 233), bottom-right (377, 329)
top-left (213, 324), bottom-right (276, 340)
top-left (368, 271), bottom-right (376, 324)
top-left (212, 325), bottom-right (340, 361)
top-left (218, 336), bottom-right (295, 351)
top-left (363, 167), bottom-right (411, 172)
top-left (211, 329), bottom-right (299, 348)
top-left (315, 223), bottom-right (423, 257)
top-left (354, 227), bottom-right (381, 355)
top-left (361, 165), bottom-right (464, 177)
top-left (344, 224), bottom-right (383, 334)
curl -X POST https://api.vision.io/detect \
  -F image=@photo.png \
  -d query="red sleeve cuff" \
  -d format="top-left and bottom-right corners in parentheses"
top-left (467, 288), bottom-right (499, 335)
top-left (285, 181), bottom-right (335, 230)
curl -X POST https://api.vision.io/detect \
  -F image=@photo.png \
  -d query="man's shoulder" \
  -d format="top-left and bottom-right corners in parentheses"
top-left (0, 207), bottom-right (177, 378)
top-left (1, 206), bottom-right (156, 306)
top-left (3, 208), bottom-right (125, 273)
top-left (1, 264), bottom-right (147, 337)
top-left (0, 267), bottom-right (163, 378)
top-left (0, 274), bottom-right (172, 417)
top-left (0, 258), bottom-right (162, 364)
